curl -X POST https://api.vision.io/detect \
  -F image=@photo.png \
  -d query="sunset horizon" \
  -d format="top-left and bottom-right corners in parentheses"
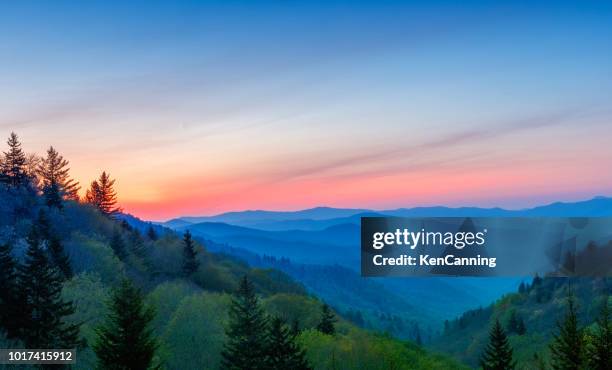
top-left (1, 2), bottom-right (611, 369)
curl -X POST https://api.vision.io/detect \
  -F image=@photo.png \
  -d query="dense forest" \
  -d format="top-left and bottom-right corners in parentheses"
top-left (0, 132), bottom-right (467, 369)
top-left (432, 276), bottom-right (611, 369)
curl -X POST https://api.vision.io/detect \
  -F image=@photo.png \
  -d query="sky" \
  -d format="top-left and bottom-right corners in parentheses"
top-left (1, 1), bottom-right (611, 221)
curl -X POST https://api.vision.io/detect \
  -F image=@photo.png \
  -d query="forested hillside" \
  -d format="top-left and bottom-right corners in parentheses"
top-left (431, 276), bottom-right (611, 369)
top-left (0, 132), bottom-right (467, 369)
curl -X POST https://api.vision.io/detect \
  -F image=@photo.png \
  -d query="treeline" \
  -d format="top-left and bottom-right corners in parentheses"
top-left (225, 251), bottom-right (431, 342)
top-left (0, 133), bottom-right (476, 369)
top-left (437, 275), bottom-right (611, 369)
top-left (478, 285), bottom-right (610, 369)
top-left (0, 133), bottom-right (326, 368)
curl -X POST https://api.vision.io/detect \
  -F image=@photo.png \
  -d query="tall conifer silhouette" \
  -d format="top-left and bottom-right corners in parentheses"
top-left (0, 243), bottom-right (23, 339)
top-left (182, 230), bottom-right (199, 276)
top-left (109, 229), bottom-right (128, 260)
top-left (19, 226), bottom-right (80, 349)
top-left (266, 316), bottom-right (311, 370)
top-left (221, 276), bottom-right (269, 370)
top-left (38, 146), bottom-right (80, 206)
top-left (1, 132), bottom-right (28, 187)
top-left (316, 303), bottom-right (336, 335)
top-left (85, 171), bottom-right (121, 217)
top-left (550, 288), bottom-right (585, 370)
top-left (586, 298), bottom-right (611, 370)
top-left (480, 319), bottom-right (515, 370)
top-left (94, 279), bottom-right (159, 369)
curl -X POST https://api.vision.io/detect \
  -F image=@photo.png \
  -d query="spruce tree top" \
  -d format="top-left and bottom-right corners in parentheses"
top-left (316, 303), bottom-right (337, 335)
top-left (480, 319), bottom-right (515, 370)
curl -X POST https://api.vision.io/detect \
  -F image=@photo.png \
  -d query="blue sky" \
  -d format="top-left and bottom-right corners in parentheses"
top-left (1, 1), bottom-right (611, 219)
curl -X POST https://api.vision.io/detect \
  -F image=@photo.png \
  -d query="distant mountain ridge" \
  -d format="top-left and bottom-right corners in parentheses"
top-left (163, 196), bottom-right (612, 231)
top-left (159, 196), bottom-right (612, 332)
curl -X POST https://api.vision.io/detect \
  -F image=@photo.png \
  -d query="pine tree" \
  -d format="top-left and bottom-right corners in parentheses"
top-left (146, 225), bottom-right (158, 241)
top-left (480, 319), bottom-right (515, 370)
top-left (586, 298), bottom-right (611, 370)
top-left (38, 146), bottom-right (80, 206)
top-left (290, 318), bottom-right (301, 337)
top-left (109, 229), bottom-right (128, 260)
top-left (129, 229), bottom-right (147, 258)
top-left (507, 310), bottom-right (525, 335)
top-left (550, 289), bottom-right (585, 370)
top-left (48, 237), bottom-right (73, 280)
top-left (85, 171), bottom-right (121, 217)
top-left (19, 227), bottom-right (80, 349)
top-left (532, 353), bottom-right (547, 370)
top-left (221, 276), bottom-right (269, 370)
top-left (316, 303), bottom-right (336, 335)
top-left (0, 243), bottom-right (23, 339)
top-left (508, 311), bottom-right (518, 333)
top-left (266, 316), bottom-right (311, 370)
top-left (93, 279), bottom-right (159, 370)
top-left (1, 132), bottom-right (28, 187)
top-left (516, 317), bottom-right (527, 336)
top-left (182, 230), bottom-right (199, 276)
top-left (33, 209), bottom-right (72, 280)
top-left (43, 181), bottom-right (64, 209)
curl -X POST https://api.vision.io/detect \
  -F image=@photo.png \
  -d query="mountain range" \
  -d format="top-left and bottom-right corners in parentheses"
top-left (157, 196), bottom-right (612, 326)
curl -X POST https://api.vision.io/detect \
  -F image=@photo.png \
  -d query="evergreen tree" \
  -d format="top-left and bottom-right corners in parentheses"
top-left (93, 279), bottom-right (159, 370)
top-left (19, 227), bottom-right (80, 349)
top-left (532, 353), bottom-right (547, 370)
top-left (266, 316), bottom-right (311, 370)
top-left (110, 229), bottom-right (128, 260)
top-left (532, 274), bottom-right (542, 286)
top-left (507, 310), bottom-right (525, 335)
top-left (85, 171), bottom-right (121, 217)
top-left (32, 209), bottom-right (72, 280)
top-left (34, 208), bottom-right (52, 240)
top-left (129, 229), bottom-right (147, 258)
top-left (516, 317), bottom-right (526, 336)
top-left (415, 326), bottom-right (423, 346)
top-left (290, 318), bottom-right (301, 338)
top-left (0, 243), bottom-right (23, 339)
top-left (480, 319), bottom-right (515, 370)
top-left (48, 236), bottom-right (73, 280)
top-left (316, 303), bottom-right (336, 335)
top-left (38, 146), bottom-right (80, 206)
top-left (1, 132), bottom-right (28, 187)
top-left (146, 225), bottom-right (158, 241)
top-left (587, 298), bottom-right (611, 370)
top-left (550, 289), bottom-right (585, 370)
top-left (508, 311), bottom-right (518, 333)
top-left (221, 276), bottom-right (269, 370)
top-left (182, 230), bottom-right (199, 276)
top-left (43, 181), bottom-right (64, 209)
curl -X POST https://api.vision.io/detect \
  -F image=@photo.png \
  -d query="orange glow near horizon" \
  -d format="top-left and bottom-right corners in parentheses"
top-left (113, 153), bottom-right (611, 221)
top-left (3, 1), bottom-right (612, 221)
top-left (16, 115), bottom-right (605, 222)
